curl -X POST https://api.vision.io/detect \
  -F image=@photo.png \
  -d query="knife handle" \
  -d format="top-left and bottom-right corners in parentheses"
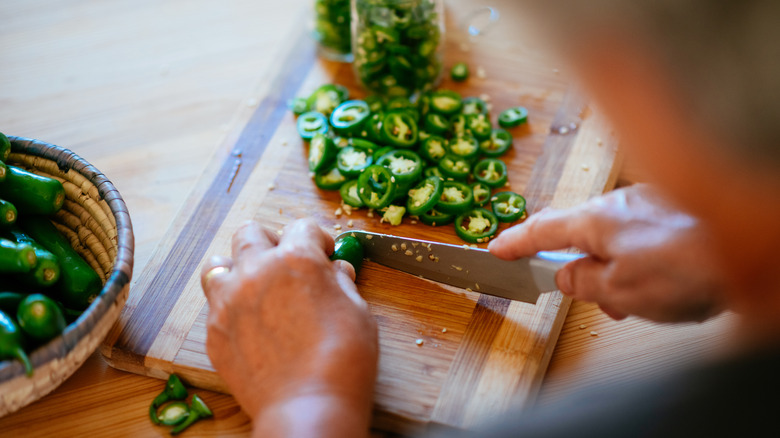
top-left (529, 252), bottom-right (586, 292)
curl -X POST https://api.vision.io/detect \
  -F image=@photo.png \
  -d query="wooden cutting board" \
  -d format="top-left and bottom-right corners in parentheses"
top-left (101, 11), bottom-right (621, 434)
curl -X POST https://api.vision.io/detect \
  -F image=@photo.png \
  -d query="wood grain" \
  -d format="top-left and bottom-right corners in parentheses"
top-left (0, 0), bottom-right (736, 436)
top-left (99, 5), bottom-right (624, 433)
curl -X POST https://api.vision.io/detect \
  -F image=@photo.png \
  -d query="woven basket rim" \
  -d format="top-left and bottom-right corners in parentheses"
top-left (0, 136), bottom-right (134, 382)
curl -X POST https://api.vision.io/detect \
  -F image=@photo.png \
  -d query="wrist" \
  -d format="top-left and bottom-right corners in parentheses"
top-left (252, 392), bottom-right (373, 438)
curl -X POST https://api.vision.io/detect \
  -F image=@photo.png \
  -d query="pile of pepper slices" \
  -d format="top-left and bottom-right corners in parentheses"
top-left (291, 84), bottom-right (529, 244)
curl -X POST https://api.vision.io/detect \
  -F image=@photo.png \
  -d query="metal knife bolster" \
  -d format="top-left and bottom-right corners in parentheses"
top-left (337, 231), bottom-right (584, 304)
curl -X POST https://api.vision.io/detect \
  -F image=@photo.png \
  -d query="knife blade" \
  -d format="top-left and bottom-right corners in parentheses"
top-left (336, 230), bottom-right (584, 304)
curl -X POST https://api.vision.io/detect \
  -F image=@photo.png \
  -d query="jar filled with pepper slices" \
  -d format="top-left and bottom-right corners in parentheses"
top-left (313, 0), bottom-right (352, 61)
top-left (352, 0), bottom-right (444, 97)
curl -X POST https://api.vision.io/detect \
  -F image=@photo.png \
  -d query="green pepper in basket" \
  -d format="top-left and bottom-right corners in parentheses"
top-left (149, 374), bottom-right (189, 425)
top-left (6, 225), bottom-right (61, 287)
top-left (17, 294), bottom-right (67, 343)
top-left (0, 165), bottom-right (65, 215)
top-left (0, 132), bottom-right (10, 162)
top-left (0, 309), bottom-right (33, 376)
top-left (0, 199), bottom-right (17, 227)
top-left (0, 238), bottom-right (36, 274)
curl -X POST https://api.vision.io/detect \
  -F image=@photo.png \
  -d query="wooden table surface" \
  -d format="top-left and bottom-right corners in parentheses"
top-left (0, 0), bottom-right (736, 436)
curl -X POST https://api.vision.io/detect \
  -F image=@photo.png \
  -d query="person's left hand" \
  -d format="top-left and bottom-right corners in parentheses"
top-left (201, 219), bottom-right (378, 437)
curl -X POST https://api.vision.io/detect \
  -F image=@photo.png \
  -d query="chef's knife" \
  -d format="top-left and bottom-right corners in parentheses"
top-left (336, 230), bottom-right (584, 304)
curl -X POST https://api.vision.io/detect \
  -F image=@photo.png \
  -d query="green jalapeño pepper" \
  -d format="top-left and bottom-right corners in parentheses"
top-left (0, 238), bottom-right (37, 274)
top-left (381, 111), bottom-right (418, 148)
top-left (491, 191), bottom-right (527, 222)
top-left (158, 401), bottom-right (190, 426)
top-left (420, 135), bottom-right (448, 163)
top-left (498, 106), bottom-right (528, 128)
top-left (313, 0), bottom-right (351, 58)
top-left (471, 181), bottom-right (492, 207)
top-left (150, 374), bottom-right (189, 425)
top-left (466, 113), bottom-right (492, 141)
top-left (314, 164), bottom-right (348, 190)
top-left (455, 208), bottom-right (499, 243)
top-left (357, 165), bottom-right (396, 209)
top-left (473, 158), bottom-right (509, 188)
top-left (480, 128), bottom-right (513, 157)
top-left (364, 95), bottom-right (385, 113)
top-left (308, 134), bottom-right (337, 173)
top-left (376, 149), bottom-right (424, 186)
top-left (288, 97), bottom-right (308, 115)
top-left (330, 100), bottom-right (371, 136)
top-left (424, 112), bottom-right (450, 136)
top-left (306, 84), bottom-right (349, 116)
top-left (449, 114), bottom-right (468, 137)
top-left (462, 97), bottom-right (488, 116)
top-left (419, 208), bottom-right (454, 226)
top-left (0, 131), bottom-right (10, 161)
top-left (0, 309), bottom-right (33, 376)
top-left (17, 294), bottom-right (66, 343)
top-left (450, 62), bottom-right (469, 82)
top-left (336, 145), bottom-right (373, 178)
top-left (447, 134), bottom-right (480, 160)
top-left (365, 112), bottom-right (385, 143)
top-left (438, 154), bottom-right (472, 180)
top-left (423, 166), bottom-right (445, 180)
top-left (297, 111), bottom-right (330, 140)
top-left (331, 235), bottom-right (364, 274)
top-left (436, 181), bottom-right (473, 215)
top-left (170, 394), bottom-right (213, 435)
top-left (0, 199), bottom-right (17, 227)
top-left (339, 179), bottom-right (365, 208)
top-left (406, 176), bottom-right (443, 216)
top-left (429, 90), bottom-right (463, 116)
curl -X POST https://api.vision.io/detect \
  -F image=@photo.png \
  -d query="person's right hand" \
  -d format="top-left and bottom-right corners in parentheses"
top-left (488, 184), bottom-right (727, 322)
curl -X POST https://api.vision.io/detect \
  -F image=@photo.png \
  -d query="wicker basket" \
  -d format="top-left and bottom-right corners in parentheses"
top-left (0, 136), bottom-right (133, 417)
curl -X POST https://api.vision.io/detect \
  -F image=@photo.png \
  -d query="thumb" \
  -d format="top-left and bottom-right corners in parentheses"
top-left (556, 256), bottom-right (611, 305)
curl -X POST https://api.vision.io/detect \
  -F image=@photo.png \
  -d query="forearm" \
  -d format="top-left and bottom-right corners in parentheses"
top-left (252, 393), bottom-right (373, 438)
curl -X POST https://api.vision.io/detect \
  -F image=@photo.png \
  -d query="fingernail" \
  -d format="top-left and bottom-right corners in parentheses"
top-left (557, 268), bottom-right (573, 295)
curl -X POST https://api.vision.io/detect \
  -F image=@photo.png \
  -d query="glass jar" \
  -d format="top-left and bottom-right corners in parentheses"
top-left (314, 0), bottom-right (352, 61)
top-left (352, 0), bottom-right (444, 97)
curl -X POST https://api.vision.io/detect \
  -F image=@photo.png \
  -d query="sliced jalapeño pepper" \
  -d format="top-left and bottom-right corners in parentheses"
top-left (449, 114), bottom-right (467, 137)
top-left (306, 84), bottom-right (349, 116)
top-left (150, 374), bottom-right (189, 425)
top-left (420, 135), bottom-right (447, 163)
top-left (365, 111), bottom-right (385, 143)
top-left (381, 111), bottom-right (418, 147)
top-left (498, 106), bottom-right (528, 128)
top-left (339, 179), bottom-right (364, 208)
top-left (471, 181), bottom-right (491, 207)
top-left (447, 134), bottom-right (480, 160)
top-left (357, 165), bottom-right (396, 209)
top-left (455, 208), bottom-right (499, 243)
top-left (288, 97), bottom-right (308, 115)
top-left (480, 128), bottom-right (513, 157)
top-left (436, 180), bottom-right (473, 215)
top-left (308, 134), bottom-right (336, 172)
top-left (419, 208), bottom-right (454, 226)
top-left (473, 158), bottom-right (508, 188)
top-left (376, 149), bottom-right (423, 186)
top-left (491, 191), bottom-right (527, 222)
top-left (406, 175), bottom-right (443, 216)
top-left (372, 145), bottom-right (394, 162)
top-left (438, 154), bottom-right (471, 180)
top-left (466, 113), bottom-right (492, 141)
top-left (424, 166), bottom-right (445, 179)
top-left (314, 164), bottom-right (348, 190)
top-left (364, 95), bottom-right (385, 113)
top-left (330, 100), bottom-right (371, 135)
top-left (450, 62), bottom-right (469, 82)
top-left (170, 394), bottom-right (213, 435)
top-left (424, 112), bottom-right (450, 136)
top-left (297, 111), bottom-right (329, 140)
top-left (462, 97), bottom-right (488, 115)
top-left (158, 401), bottom-right (190, 426)
top-left (336, 145), bottom-right (373, 178)
top-left (429, 90), bottom-right (462, 116)
top-left (381, 205), bottom-right (406, 226)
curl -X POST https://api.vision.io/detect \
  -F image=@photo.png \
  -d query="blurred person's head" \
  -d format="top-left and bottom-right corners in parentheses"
top-left (522, 0), bottom-right (780, 330)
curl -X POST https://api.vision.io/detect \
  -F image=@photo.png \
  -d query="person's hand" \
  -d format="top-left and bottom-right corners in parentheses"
top-left (201, 219), bottom-right (378, 437)
top-left (488, 184), bottom-right (727, 322)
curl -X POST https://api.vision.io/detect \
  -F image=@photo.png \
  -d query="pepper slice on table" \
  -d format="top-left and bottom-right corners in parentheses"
top-left (314, 164), bottom-right (348, 190)
top-left (420, 135), bottom-right (448, 163)
top-left (170, 394), bottom-right (213, 435)
top-left (158, 401), bottom-right (190, 426)
top-left (297, 111), bottom-right (330, 140)
top-left (480, 128), bottom-right (513, 157)
top-left (429, 90), bottom-right (463, 116)
top-left (438, 154), bottom-right (472, 180)
top-left (423, 112), bottom-right (450, 136)
top-left (473, 158), bottom-right (509, 188)
top-left (406, 176), bottom-right (444, 216)
top-left (498, 106), bottom-right (528, 128)
top-left (461, 97), bottom-right (488, 116)
top-left (450, 62), bottom-right (469, 82)
top-left (288, 97), bottom-right (308, 115)
top-left (357, 165), bottom-right (396, 209)
top-left (419, 208), bottom-right (455, 226)
top-left (466, 113), bottom-right (492, 141)
top-left (491, 191), bottom-right (527, 222)
top-left (149, 374), bottom-right (189, 425)
top-left (306, 84), bottom-right (349, 116)
top-left (455, 208), bottom-right (499, 243)
top-left (339, 179), bottom-right (365, 208)
top-left (308, 134), bottom-right (336, 172)
top-left (436, 181), bottom-right (473, 215)
top-left (449, 114), bottom-right (468, 137)
top-left (447, 134), bottom-right (480, 161)
top-left (330, 100), bottom-right (371, 135)
top-left (376, 149), bottom-right (424, 186)
top-left (470, 181), bottom-right (491, 207)
top-left (381, 111), bottom-right (418, 148)
top-left (336, 145), bottom-right (374, 178)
